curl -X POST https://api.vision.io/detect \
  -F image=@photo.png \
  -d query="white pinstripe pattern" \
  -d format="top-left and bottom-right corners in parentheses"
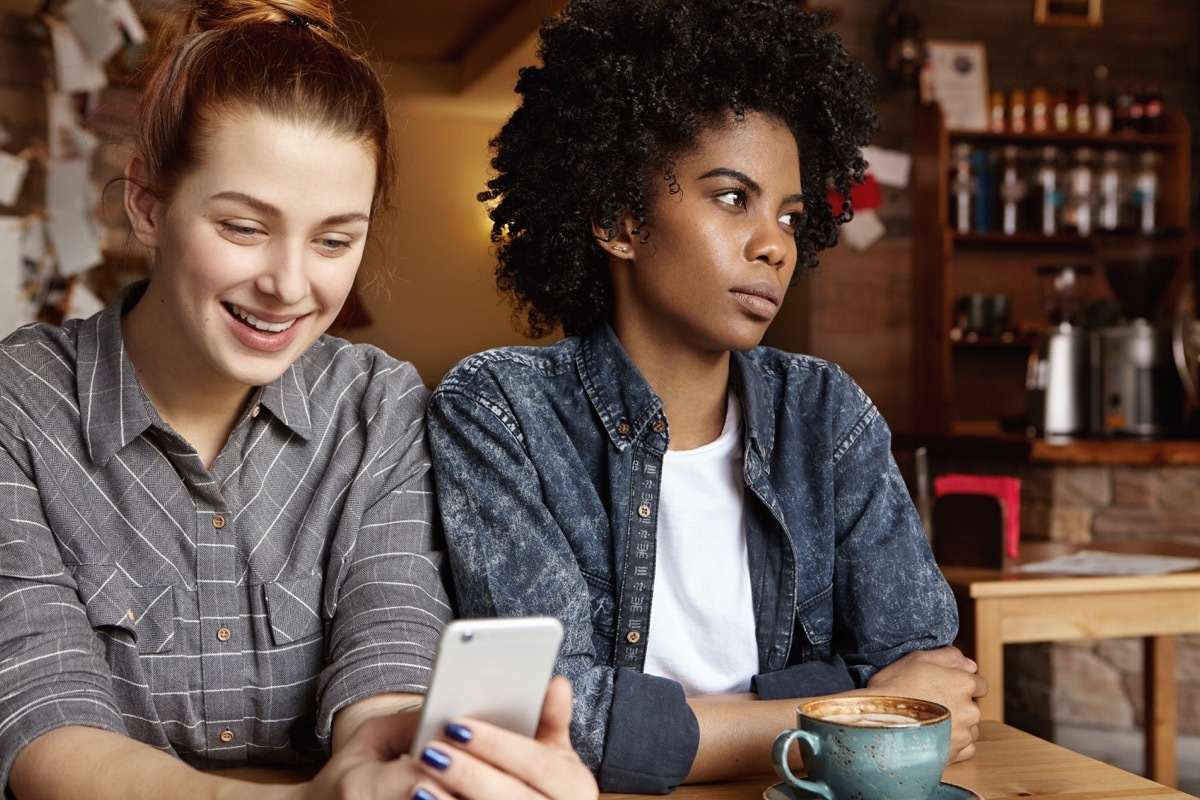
top-left (0, 284), bottom-right (453, 789)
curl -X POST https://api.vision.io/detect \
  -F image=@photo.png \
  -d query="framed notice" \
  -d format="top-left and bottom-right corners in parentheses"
top-left (1034, 0), bottom-right (1103, 28)
top-left (922, 40), bottom-right (989, 132)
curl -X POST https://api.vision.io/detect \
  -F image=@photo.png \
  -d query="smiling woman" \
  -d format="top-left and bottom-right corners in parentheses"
top-left (0, 1), bottom-right (598, 800)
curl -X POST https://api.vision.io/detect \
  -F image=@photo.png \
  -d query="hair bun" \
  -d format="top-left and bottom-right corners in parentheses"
top-left (185, 0), bottom-right (336, 37)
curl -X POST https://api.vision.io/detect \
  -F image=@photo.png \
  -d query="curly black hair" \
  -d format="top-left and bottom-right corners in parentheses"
top-left (480, 0), bottom-right (878, 338)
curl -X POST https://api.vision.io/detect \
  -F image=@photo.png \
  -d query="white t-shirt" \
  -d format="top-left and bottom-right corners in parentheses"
top-left (643, 394), bottom-right (759, 696)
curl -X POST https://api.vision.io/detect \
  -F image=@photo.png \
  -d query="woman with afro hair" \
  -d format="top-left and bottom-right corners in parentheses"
top-left (427, 0), bottom-right (986, 792)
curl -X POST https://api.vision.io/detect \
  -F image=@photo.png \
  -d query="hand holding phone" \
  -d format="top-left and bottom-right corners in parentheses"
top-left (409, 616), bottom-right (564, 756)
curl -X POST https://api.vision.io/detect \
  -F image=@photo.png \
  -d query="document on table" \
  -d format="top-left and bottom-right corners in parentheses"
top-left (1019, 550), bottom-right (1200, 576)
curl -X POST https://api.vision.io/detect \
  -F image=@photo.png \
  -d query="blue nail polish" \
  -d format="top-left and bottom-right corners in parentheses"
top-left (413, 789), bottom-right (437, 800)
top-left (444, 722), bottom-right (473, 743)
top-left (421, 746), bottom-right (452, 771)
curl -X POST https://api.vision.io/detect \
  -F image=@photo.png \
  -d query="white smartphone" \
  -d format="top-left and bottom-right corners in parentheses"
top-left (409, 616), bottom-right (564, 756)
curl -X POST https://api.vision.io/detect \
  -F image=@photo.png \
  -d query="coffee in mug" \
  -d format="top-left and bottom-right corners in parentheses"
top-left (772, 696), bottom-right (951, 800)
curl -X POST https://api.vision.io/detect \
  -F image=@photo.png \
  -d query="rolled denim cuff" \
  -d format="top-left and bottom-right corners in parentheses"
top-left (752, 655), bottom-right (858, 700)
top-left (596, 669), bottom-right (699, 794)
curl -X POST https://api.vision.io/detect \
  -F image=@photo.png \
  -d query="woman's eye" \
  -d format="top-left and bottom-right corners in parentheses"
top-left (779, 210), bottom-right (806, 229)
top-left (715, 189), bottom-right (746, 208)
top-left (220, 222), bottom-right (262, 239)
top-left (315, 237), bottom-right (353, 255)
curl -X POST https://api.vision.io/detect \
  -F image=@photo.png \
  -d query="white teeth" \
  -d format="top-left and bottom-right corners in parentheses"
top-left (230, 305), bottom-right (295, 333)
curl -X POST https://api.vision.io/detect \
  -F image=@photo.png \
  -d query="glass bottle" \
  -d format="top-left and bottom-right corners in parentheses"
top-left (997, 145), bottom-right (1027, 236)
top-left (1029, 86), bottom-right (1048, 133)
top-left (990, 89), bottom-right (1006, 133)
top-left (1072, 88), bottom-right (1091, 134)
top-left (949, 143), bottom-right (975, 234)
top-left (1062, 148), bottom-right (1096, 237)
top-left (1097, 149), bottom-right (1123, 231)
top-left (1051, 87), bottom-right (1071, 133)
top-left (1009, 87), bottom-right (1027, 134)
top-left (1132, 150), bottom-right (1159, 233)
top-left (1143, 83), bottom-right (1163, 134)
top-left (1091, 65), bottom-right (1113, 134)
top-left (1031, 146), bottom-right (1062, 237)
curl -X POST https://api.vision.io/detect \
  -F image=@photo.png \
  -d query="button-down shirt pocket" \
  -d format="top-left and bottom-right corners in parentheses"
top-left (71, 564), bottom-right (177, 654)
top-left (794, 583), bottom-right (834, 663)
top-left (582, 570), bottom-right (616, 652)
top-left (264, 574), bottom-right (326, 646)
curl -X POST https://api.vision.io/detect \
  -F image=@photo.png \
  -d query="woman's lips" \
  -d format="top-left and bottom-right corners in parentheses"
top-left (731, 284), bottom-right (782, 319)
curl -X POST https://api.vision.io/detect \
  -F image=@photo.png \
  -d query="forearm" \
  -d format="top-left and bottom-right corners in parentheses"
top-left (685, 694), bottom-right (795, 782)
top-left (9, 727), bottom-right (295, 800)
top-left (331, 691), bottom-right (423, 752)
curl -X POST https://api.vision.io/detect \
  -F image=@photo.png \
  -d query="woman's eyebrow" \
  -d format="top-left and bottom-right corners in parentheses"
top-left (208, 191), bottom-right (369, 225)
top-left (697, 168), bottom-right (803, 205)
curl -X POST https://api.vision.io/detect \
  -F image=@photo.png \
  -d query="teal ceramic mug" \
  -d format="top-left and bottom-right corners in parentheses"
top-left (772, 696), bottom-right (951, 800)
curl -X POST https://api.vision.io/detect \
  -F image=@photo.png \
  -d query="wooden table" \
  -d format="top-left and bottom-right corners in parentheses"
top-left (939, 539), bottom-right (1200, 789)
top-left (221, 721), bottom-right (1196, 798)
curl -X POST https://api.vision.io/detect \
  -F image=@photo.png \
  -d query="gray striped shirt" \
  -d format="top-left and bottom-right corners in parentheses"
top-left (0, 283), bottom-right (452, 791)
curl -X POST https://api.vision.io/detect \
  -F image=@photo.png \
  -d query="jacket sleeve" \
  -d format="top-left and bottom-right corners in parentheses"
top-left (426, 383), bottom-right (698, 794)
top-left (827, 376), bottom-right (958, 685)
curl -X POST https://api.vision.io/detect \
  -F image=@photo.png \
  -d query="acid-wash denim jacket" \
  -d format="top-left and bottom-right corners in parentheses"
top-left (426, 323), bottom-right (957, 794)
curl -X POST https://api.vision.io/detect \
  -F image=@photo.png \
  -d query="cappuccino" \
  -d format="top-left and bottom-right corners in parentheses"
top-left (819, 712), bottom-right (918, 728)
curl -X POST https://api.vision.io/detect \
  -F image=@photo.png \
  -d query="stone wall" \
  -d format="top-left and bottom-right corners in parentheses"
top-left (932, 457), bottom-right (1200, 786)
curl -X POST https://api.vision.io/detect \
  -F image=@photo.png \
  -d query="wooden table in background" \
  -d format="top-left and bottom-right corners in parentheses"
top-left (220, 721), bottom-right (1196, 798)
top-left (939, 539), bottom-right (1200, 789)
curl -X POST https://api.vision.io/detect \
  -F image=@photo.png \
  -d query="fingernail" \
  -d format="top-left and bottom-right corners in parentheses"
top-left (421, 746), bottom-right (452, 771)
top-left (444, 722), bottom-right (473, 743)
top-left (413, 790), bottom-right (437, 800)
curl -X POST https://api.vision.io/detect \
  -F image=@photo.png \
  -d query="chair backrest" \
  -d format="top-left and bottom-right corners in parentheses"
top-left (931, 492), bottom-right (1007, 569)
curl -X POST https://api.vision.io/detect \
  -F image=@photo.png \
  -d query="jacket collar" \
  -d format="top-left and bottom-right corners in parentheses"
top-left (78, 280), bottom-right (314, 465)
top-left (577, 322), bottom-right (772, 463)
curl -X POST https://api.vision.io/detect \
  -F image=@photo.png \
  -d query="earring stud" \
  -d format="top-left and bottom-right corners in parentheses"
top-left (613, 245), bottom-right (629, 253)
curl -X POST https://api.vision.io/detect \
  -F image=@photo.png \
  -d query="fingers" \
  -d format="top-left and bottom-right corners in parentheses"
top-left (534, 676), bottom-right (575, 748)
top-left (414, 721), bottom-right (597, 800)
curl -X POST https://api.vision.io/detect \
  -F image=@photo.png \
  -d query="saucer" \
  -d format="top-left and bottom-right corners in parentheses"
top-left (763, 781), bottom-right (982, 800)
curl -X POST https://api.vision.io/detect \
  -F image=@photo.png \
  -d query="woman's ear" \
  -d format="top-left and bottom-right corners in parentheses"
top-left (124, 154), bottom-right (161, 248)
top-left (591, 211), bottom-right (635, 261)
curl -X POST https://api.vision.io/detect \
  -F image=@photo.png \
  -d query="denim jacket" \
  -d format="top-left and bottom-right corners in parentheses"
top-left (426, 323), bottom-right (956, 794)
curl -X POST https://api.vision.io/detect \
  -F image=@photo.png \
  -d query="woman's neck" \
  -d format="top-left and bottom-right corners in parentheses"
top-left (619, 334), bottom-right (731, 451)
top-left (121, 299), bottom-right (251, 470)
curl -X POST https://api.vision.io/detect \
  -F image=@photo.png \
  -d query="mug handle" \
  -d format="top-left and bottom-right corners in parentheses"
top-left (772, 729), bottom-right (834, 800)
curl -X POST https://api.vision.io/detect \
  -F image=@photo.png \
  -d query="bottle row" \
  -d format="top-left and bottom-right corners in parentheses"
top-left (948, 143), bottom-right (1160, 237)
top-left (988, 70), bottom-right (1164, 137)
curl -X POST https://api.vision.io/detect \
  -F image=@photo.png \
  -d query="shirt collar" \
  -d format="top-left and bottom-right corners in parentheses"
top-left (731, 350), bottom-right (773, 465)
top-left (577, 322), bottom-right (665, 451)
top-left (78, 280), bottom-right (314, 465)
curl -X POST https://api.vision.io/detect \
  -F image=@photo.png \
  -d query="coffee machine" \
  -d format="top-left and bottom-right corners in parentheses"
top-left (1091, 229), bottom-right (1191, 438)
top-left (1027, 264), bottom-right (1093, 437)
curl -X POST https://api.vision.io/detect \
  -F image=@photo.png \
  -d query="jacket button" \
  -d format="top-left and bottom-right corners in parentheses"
top-left (212, 515), bottom-right (226, 529)
top-left (216, 627), bottom-right (232, 642)
top-left (637, 504), bottom-right (651, 518)
top-left (219, 728), bottom-right (235, 743)
top-left (626, 630), bottom-right (641, 643)
top-left (652, 420), bottom-right (665, 433)
top-left (617, 421), bottom-right (631, 435)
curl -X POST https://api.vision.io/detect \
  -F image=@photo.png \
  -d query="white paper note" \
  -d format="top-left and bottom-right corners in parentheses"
top-left (49, 16), bottom-right (108, 94)
top-left (0, 216), bottom-right (35, 336)
top-left (64, 276), bottom-right (105, 321)
top-left (862, 146), bottom-right (912, 189)
top-left (109, 0), bottom-right (147, 43)
top-left (0, 151), bottom-right (30, 207)
top-left (48, 92), bottom-right (99, 162)
top-left (63, 0), bottom-right (124, 64)
top-left (46, 160), bottom-right (103, 276)
top-left (1019, 550), bottom-right (1200, 576)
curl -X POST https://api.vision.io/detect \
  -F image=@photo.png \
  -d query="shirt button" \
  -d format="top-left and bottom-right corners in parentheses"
top-left (626, 631), bottom-right (641, 644)
top-left (251, 405), bottom-right (261, 418)
top-left (212, 515), bottom-right (226, 530)
top-left (617, 421), bottom-right (631, 435)
top-left (216, 627), bottom-right (232, 642)
top-left (219, 728), bottom-right (235, 743)
top-left (652, 420), bottom-right (665, 433)
top-left (637, 504), bottom-right (651, 518)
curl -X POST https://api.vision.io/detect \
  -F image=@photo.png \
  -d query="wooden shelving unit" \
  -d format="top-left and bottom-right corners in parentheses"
top-left (909, 102), bottom-right (1193, 434)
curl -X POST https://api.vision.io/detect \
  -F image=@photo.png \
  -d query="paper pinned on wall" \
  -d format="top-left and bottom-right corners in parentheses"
top-left (862, 146), bottom-right (912, 190)
top-left (0, 150), bottom-right (30, 207)
top-left (47, 92), bottom-right (99, 163)
top-left (48, 16), bottom-right (108, 94)
top-left (63, 0), bottom-right (124, 65)
top-left (46, 160), bottom-right (104, 276)
top-left (0, 216), bottom-right (35, 336)
top-left (64, 276), bottom-right (105, 321)
top-left (110, 0), bottom-right (147, 43)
